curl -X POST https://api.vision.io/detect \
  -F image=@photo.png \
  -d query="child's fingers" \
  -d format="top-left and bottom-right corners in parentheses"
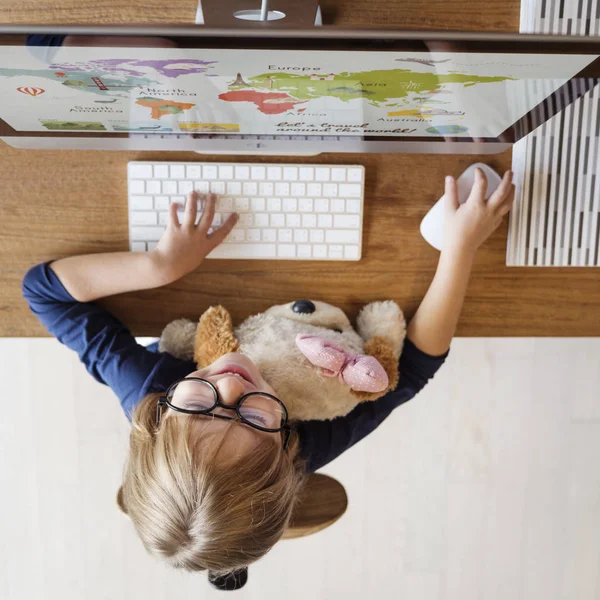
top-left (488, 171), bottom-right (514, 212)
top-left (444, 175), bottom-right (459, 214)
top-left (182, 191), bottom-right (198, 226)
top-left (496, 184), bottom-right (516, 217)
top-left (168, 200), bottom-right (181, 227)
top-left (198, 193), bottom-right (217, 230)
top-left (467, 167), bottom-right (488, 206)
top-left (208, 212), bottom-right (239, 246)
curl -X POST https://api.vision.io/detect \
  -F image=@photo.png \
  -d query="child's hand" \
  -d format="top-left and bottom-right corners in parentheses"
top-left (443, 168), bottom-right (515, 256)
top-left (151, 192), bottom-right (239, 282)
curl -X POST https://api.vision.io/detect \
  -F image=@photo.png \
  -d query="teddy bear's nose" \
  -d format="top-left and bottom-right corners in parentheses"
top-left (292, 300), bottom-right (316, 314)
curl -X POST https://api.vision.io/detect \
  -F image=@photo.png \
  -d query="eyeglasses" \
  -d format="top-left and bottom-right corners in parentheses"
top-left (156, 377), bottom-right (291, 449)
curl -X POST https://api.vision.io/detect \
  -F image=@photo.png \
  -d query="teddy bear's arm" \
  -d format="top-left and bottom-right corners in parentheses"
top-left (194, 306), bottom-right (240, 368)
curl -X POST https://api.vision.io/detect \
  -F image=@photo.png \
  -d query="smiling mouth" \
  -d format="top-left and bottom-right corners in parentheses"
top-left (213, 365), bottom-right (256, 386)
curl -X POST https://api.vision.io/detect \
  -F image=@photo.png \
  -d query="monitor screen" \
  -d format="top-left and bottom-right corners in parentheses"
top-left (1, 27), bottom-right (599, 150)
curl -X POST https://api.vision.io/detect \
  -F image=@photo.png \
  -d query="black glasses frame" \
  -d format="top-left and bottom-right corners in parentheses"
top-left (156, 377), bottom-right (291, 449)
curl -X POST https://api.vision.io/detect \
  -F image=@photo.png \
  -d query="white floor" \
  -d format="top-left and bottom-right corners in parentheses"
top-left (1, 338), bottom-right (599, 600)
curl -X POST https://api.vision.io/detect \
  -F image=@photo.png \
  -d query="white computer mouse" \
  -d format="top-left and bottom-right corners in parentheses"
top-left (420, 162), bottom-right (503, 251)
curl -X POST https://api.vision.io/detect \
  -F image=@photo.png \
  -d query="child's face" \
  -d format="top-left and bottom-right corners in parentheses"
top-left (164, 353), bottom-right (283, 459)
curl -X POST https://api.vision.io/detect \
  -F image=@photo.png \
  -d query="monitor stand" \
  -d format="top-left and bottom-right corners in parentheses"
top-left (195, 0), bottom-right (323, 156)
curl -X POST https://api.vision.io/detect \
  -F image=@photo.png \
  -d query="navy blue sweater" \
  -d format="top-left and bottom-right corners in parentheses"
top-left (22, 261), bottom-right (449, 473)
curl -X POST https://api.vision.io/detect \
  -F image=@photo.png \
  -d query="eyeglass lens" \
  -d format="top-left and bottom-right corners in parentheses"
top-left (169, 379), bottom-right (285, 430)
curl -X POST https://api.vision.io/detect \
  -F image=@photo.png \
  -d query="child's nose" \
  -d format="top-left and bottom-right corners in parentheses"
top-left (215, 376), bottom-right (246, 406)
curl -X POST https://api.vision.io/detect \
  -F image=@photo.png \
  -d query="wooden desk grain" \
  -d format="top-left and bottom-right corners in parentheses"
top-left (2, 145), bottom-right (599, 337)
top-left (1, 0), bottom-right (598, 337)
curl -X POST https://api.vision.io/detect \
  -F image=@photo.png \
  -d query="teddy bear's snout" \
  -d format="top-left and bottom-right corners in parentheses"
top-left (292, 300), bottom-right (316, 314)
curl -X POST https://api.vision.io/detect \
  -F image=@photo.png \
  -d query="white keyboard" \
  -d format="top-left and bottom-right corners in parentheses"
top-left (127, 161), bottom-right (365, 260)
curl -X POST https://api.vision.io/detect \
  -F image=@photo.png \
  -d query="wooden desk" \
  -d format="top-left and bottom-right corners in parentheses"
top-left (2, 0), bottom-right (599, 337)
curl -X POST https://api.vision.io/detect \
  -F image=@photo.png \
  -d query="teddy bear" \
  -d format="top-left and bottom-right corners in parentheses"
top-left (158, 299), bottom-right (406, 422)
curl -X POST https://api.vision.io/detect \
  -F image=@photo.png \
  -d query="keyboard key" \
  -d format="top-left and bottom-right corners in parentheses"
top-left (297, 244), bottom-right (312, 258)
top-left (208, 243), bottom-right (276, 258)
top-left (310, 229), bottom-right (324, 243)
top-left (307, 183), bottom-right (322, 197)
top-left (131, 241), bottom-right (147, 252)
top-left (278, 229), bottom-right (293, 242)
top-left (283, 166), bottom-right (298, 180)
top-left (331, 168), bottom-right (347, 182)
top-left (334, 214), bottom-right (360, 228)
top-left (347, 168), bottom-right (363, 182)
top-left (339, 183), bottom-right (361, 197)
top-left (254, 213), bottom-right (269, 227)
top-left (302, 214), bottom-right (317, 228)
top-left (247, 229), bottom-right (261, 241)
top-left (299, 167), bottom-right (314, 181)
top-left (282, 198), bottom-right (297, 212)
top-left (131, 211), bottom-right (158, 225)
top-left (259, 182), bottom-right (274, 196)
top-left (267, 197), bottom-right (281, 212)
top-left (219, 165), bottom-right (234, 179)
top-left (131, 196), bottom-right (153, 210)
top-left (230, 228), bottom-right (245, 241)
top-left (326, 230), bottom-right (359, 243)
top-left (271, 213), bottom-right (285, 227)
top-left (286, 214), bottom-right (301, 227)
top-left (162, 181), bottom-right (177, 195)
top-left (294, 229), bottom-right (309, 243)
top-left (171, 196), bottom-right (185, 206)
top-left (144, 180), bottom-right (160, 194)
top-left (315, 167), bottom-right (330, 181)
top-left (299, 198), bottom-right (314, 212)
top-left (346, 199), bottom-right (361, 213)
top-left (129, 164), bottom-right (153, 179)
top-left (227, 182), bottom-right (242, 196)
top-left (203, 165), bottom-right (218, 179)
top-left (313, 244), bottom-right (327, 258)
top-left (239, 213), bottom-right (253, 227)
top-left (186, 165), bottom-right (201, 179)
top-left (267, 166), bottom-right (282, 180)
top-left (158, 212), bottom-right (169, 225)
top-left (132, 226), bottom-right (164, 241)
top-left (129, 180), bottom-right (145, 194)
top-left (251, 197), bottom-right (266, 211)
top-left (154, 196), bottom-right (169, 210)
top-left (235, 166), bottom-right (250, 179)
top-left (153, 165), bottom-right (169, 179)
top-left (179, 181), bottom-right (194, 195)
top-left (263, 229), bottom-right (277, 242)
top-left (328, 245), bottom-right (344, 258)
top-left (275, 182), bottom-right (290, 196)
top-left (210, 181), bottom-right (225, 195)
top-left (277, 244), bottom-right (296, 257)
top-left (212, 213), bottom-right (222, 226)
top-left (323, 183), bottom-right (338, 197)
top-left (243, 182), bottom-right (258, 196)
top-left (318, 214), bottom-right (333, 228)
top-left (315, 198), bottom-right (329, 213)
top-left (331, 199), bottom-right (345, 213)
top-left (235, 198), bottom-right (250, 211)
top-left (218, 197), bottom-right (233, 211)
top-left (291, 183), bottom-right (306, 196)
top-left (251, 166), bottom-right (266, 180)
top-left (194, 181), bottom-right (210, 194)
top-left (170, 165), bottom-right (185, 179)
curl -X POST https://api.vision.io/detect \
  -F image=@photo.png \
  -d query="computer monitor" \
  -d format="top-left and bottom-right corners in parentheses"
top-left (0, 26), bottom-right (599, 155)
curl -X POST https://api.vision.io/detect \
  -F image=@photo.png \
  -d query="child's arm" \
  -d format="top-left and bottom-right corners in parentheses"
top-left (51, 193), bottom-right (238, 302)
top-left (407, 169), bottom-right (515, 356)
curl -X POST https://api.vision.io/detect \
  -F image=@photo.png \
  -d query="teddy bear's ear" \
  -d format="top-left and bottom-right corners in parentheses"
top-left (350, 336), bottom-right (399, 402)
top-left (194, 306), bottom-right (240, 368)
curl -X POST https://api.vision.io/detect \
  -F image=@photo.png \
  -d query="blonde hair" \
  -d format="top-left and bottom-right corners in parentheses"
top-left (118, 392), bottom-right (305, 575)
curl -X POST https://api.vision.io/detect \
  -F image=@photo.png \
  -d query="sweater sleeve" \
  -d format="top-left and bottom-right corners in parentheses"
top-left (22, 261), bottom-right (163, 417)
top-left (296, 338), bottom-right (449, 473)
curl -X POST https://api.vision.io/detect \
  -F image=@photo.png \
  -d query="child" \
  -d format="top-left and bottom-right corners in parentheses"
top-left (22, 169), bottom-right (514, 577)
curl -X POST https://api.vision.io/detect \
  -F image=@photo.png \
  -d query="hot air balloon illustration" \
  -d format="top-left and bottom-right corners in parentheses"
top-left (17, 86), bottom-right (45, 97)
